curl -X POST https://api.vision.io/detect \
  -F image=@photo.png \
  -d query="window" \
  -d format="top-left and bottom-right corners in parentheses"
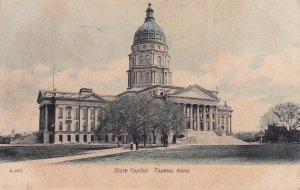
top-left (83, 108), bottom-right (87, 119)
top-left (59, 135), bottom-right (63, 142)
top-left (67, 135), bottom-right (71, 142)
top-left (157, 56), bottom-right (161, 66)
top-left (91, 120), bottom-right (95, 131)
top-left (66, 107), bottom-right (71, 119)
top-left (218, 117), bottom-right (220, 125)
top-left (226, 117), bottom-right (229, 125)
top-left (145, 55), bottom-right (150, 64)
top-left (137, 46), bottom-right (140, 50)
top-left (212, 113), bottom-right (215, 119)
top-left (90, 108), bottom-right (94, 119)
top-left (83, 121), bottom-right (87, 131)
top-left (75, 135), bottom-right (79, 143)
top-left (97, 109), bottom-right (102, 121)
top-left (67, 122), bottom-right (71, 131)
top-left (157, 74), bottom-right (162, 84)
top-left (59, 122), bottom-right (63, 131)
top-left (83, 135), bottom-right (87, 143)
top-left (58, 108), bottom-right (63, 118)
top-left (91, 135), bottom-right (94, 142)
top-left (145, 72), bottom-right (150, 84)
top-left (75, 109), bottom-right (79, 120)
top-left (75, 122), bottom-right (79, 131)
top-left (139, 72), bottom-right (145, 84)
top-left (221, 116), bottom-right (224, 125)
top-left (139, 55), bottom-right (144, 65)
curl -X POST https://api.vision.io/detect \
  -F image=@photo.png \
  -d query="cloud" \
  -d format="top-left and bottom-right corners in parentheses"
top-left (0, 58), bottom-right (127, 135)
top-left (173, 46), bottom-right (300, 132)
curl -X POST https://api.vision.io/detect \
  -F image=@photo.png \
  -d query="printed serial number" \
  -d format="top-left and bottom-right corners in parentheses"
top-left (9, 169), bottom-right (23, 173)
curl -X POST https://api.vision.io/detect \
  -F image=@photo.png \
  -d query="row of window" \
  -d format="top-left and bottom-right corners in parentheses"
top-left (135, 43), bottom-right (166, 51)
top-left (58, 107), bottom-right (102, 120)
top-left (58, 134), bottom-right (94, 143)
top-left (218, 116), bottom-right (229, 125)
top-left (58, 121), bottom-right (96, 132)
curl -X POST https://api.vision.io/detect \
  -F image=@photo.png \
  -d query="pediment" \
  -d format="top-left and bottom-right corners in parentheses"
top-left (168, 84), bottom-right (219, 101)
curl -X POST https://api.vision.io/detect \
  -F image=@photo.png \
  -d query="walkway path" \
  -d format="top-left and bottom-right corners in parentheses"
top-left (22, 147), bottom-right (132, 164)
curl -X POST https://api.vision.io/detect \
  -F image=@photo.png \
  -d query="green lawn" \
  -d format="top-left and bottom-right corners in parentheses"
top-left (0, 145), bottom-right (115, 162)
top-left (69, 144), bottom-right (300, 164)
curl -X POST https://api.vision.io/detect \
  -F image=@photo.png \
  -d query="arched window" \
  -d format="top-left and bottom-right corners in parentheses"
top-left (157, 74), bottom-right (162, 84)
top-left (145, 55), bottom-right (150, 64)
top-left (66, 107), bottom-right (71, 119)
top-left (59, 122), bottom-right (63, 131)
top-left (139, 55), bottom-right (144, 65)
top-left (157, 56), bottom-right (161, 66)
top-left (58, 108), bottom-right (63, 118)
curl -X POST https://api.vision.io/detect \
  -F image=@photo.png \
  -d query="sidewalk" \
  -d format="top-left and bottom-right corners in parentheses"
top-left (21, 147), bottom-right (131, 164)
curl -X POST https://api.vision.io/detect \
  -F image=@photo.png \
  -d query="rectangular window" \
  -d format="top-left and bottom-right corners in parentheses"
top-left (91, 135), bottom-right (94, 142)
top-left (226, 117), bottom-right (229, 125)
top-left (75, 135), bottom-right (79, 143)
top-left (83, 109), bottom-right (87, 119)
top-left (221, 116), bottom-right (224, 125)
top-left (83, 135), bottom-right (87, 143)
top-left (67, 135), bottom-right (71, 142)
top-left (59, 135), bottom-right (63, 142)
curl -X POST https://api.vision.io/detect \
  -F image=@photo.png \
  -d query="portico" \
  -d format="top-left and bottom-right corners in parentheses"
top-left (182, 104), bottom-right (218, 131)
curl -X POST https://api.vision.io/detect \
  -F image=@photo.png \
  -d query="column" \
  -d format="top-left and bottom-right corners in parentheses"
top-left (229, 115), bottom-right (232, 135)
top-left (55, 105), bottom-right (58, 131)
top-left (183, 104), bottom-right (186, 117)
top-left (189, 105), bottom-right (193, 130)
top-left (215, 106), bottom-right (218, 131)
top-left (203, 105), bottom-right (207, 131)
top-left (45, 105), bottom-right (48, 131)
top-left (209, 106), bottom-right (213, 131)
top-left (196, 105), bottom-right (200, 131)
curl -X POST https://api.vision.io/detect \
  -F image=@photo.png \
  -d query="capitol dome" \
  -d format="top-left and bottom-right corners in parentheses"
top-left (133, 3), bottom-right (167, 46)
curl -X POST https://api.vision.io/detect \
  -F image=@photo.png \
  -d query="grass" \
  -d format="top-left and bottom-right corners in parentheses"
top-left (69, 144), bottom-right (300, 164)
top-left (0, 145), bottom-right (115, 162)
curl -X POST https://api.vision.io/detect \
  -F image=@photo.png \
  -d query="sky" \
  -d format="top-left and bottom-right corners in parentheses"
top-left (0, 0), bottom-right (299, 135)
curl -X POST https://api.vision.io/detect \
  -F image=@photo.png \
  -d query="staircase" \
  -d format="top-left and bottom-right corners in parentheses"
top-left (180, 131), bottom-right (247, 145)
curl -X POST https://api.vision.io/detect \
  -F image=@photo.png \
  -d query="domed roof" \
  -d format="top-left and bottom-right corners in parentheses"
top-left (133, 4), bottom-right (167, 46)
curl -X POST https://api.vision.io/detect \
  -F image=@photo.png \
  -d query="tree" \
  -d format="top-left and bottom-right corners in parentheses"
top-left (102, 94), bottom-right (156, 150)
top-left (159, 100), bottom-right (185, 147)
top-left (102, 100), bottom-right (127, 147)
top-left (261, 102), bottom-right (300, 131)
top-left (102, 94), bottom-right (186, 149)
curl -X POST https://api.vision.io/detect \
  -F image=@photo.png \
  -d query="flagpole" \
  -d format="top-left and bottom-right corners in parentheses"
top-left (53, 63), bottom-right (55, 91)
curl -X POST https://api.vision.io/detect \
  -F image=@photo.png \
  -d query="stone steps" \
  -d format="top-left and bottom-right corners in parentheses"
top-left (181, 131), bottom-right (247, 145)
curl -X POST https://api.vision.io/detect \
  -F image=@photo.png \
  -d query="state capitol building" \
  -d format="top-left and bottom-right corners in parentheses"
top-left (37, 4), bottom-right (233, 144)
